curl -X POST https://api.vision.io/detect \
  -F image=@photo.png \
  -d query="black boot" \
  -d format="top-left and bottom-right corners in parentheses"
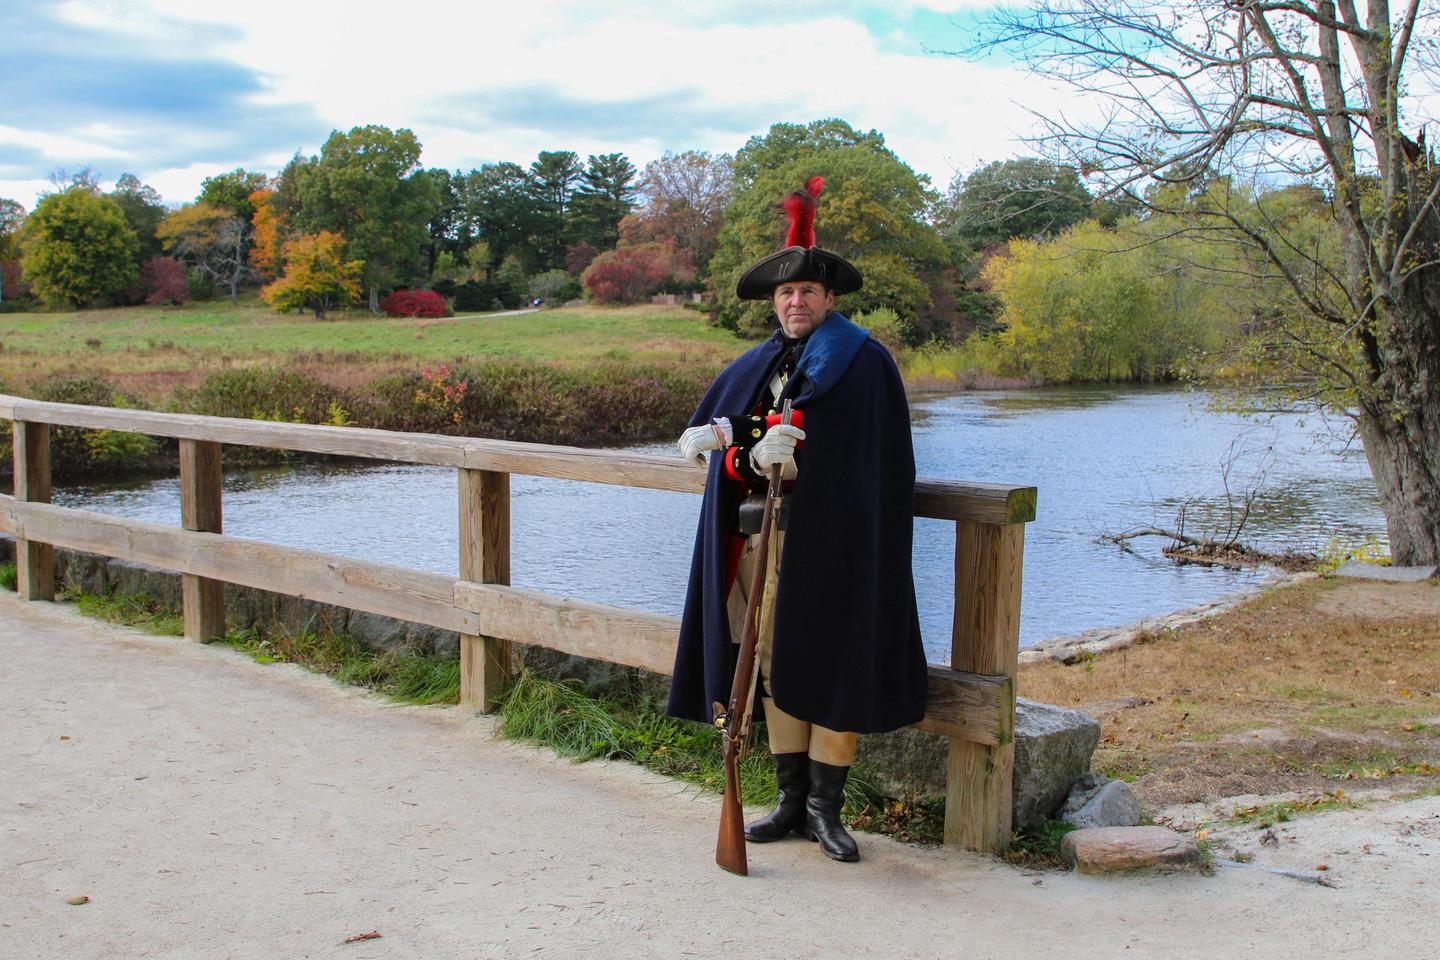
top-left (745, 752), bottom-right (809, 842)
top-left (805, 760), bottom-right (859, 862)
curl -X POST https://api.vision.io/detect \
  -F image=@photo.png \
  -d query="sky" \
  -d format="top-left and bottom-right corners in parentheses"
top-left (0, 0), bottom-right (1067, 211)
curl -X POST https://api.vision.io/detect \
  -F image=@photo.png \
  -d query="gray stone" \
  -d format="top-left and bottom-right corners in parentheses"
top-left (1062, 826), bottom-right (1203, 873)
top-left (856, 726), bottom-right (949, 797)
top-left (103, 559), bottom-right (182, 606)
top-left (1014, 698), bottom-right (1102, 828)
top-left (1334, 560), bottom-right (1437, 582)
top-left (1061, 777), bottom-right (1142, 829)
top-left (856, 697), bottom-right (1101, 828)
top-left (57, 551), bottom-right (110, 595)
top-left (347, 609), bottom-right (413, 651)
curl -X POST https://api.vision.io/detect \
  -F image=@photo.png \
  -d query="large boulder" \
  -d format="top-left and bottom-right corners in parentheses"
top-left (1013, 699), bottom-right (1102, 827)
top-left (857, 697), bottom-right (1100, 828)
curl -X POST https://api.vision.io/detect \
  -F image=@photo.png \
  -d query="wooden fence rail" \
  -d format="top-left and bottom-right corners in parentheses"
top-left (2, 395), bottom-right (1034, 853)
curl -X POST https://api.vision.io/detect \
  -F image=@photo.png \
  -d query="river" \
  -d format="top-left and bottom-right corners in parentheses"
top-left (46, 385), bottom-right (1385, 663)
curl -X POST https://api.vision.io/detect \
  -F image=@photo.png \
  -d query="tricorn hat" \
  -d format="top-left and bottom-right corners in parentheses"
top-left (735, 177), bottom-right (863, 300)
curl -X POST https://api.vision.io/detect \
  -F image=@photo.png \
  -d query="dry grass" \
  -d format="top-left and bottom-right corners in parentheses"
top-left (1020, 576), bottom-right (1440, 808)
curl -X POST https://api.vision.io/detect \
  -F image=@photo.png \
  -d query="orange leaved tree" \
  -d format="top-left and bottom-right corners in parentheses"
top-left (261, 231), bottom-right (362, 320)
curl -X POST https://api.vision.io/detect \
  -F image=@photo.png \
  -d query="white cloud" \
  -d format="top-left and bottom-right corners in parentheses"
top-left (0, 123), bottom-right (131, 161)
top-left (7, 1), bottom-right (1086, 207)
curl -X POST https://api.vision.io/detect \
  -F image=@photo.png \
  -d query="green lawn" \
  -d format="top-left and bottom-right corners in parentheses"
top-left (0, 299), bottom-right (751, 388)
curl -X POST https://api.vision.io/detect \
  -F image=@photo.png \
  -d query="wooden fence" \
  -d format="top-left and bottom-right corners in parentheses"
top-left (0, 394), bottom-right (1035, 853)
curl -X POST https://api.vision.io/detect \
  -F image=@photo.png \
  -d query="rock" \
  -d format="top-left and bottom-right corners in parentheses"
top-left (855, 698), bottom-right (1101, 827)
top-left (103, 559), bottom-right (182, 606)
top-left (1014, 698), bottom-right (1101, 828)
top-left (1060, 776), bottom-right (1142, 828)
top-left (57, 550), bottom-right (109, 595)
top-left (1062, 826), bottom-right (1203, 873)
top-left (854, 726), bottom-right (949, 797)
top-left (1334, 561), bottom-right (1437, 582)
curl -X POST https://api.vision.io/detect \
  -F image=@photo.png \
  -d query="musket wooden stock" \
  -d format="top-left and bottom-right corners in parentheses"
top-left (714, 403), bottom-right (790, 876)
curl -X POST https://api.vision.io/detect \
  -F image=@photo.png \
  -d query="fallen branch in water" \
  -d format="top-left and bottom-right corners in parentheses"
top-left (1097, 526), bottom-right (1316, 571)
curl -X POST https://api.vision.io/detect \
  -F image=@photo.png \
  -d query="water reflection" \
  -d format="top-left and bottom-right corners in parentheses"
top-left (49, 386), bottom-right (1387, 664)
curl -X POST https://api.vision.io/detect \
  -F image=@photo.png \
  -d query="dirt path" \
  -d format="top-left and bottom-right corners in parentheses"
top-left (3, 591), bottom-right (1436, 959)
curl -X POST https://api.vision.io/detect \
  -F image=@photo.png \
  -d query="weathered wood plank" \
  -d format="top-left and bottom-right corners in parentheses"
top-left (0, 397), bottom-right (15, 420)
top-left (455, 580), bottom-right (679, 675)
top-left (180, 439), bottom-right (226, 642)
top-left (452, 580), bottom-right (1007, 744)
top-left (914, 669), bottom-right (1010, 746)
top-left (915, 480), bottom-right (1037, 525)
top-left (9, 500), bottom-right (482, 634)
top-left (0, 396), bottom-right (1035, 523)
top-left (13, 421), bottom-right (54, 601)
top-left (0, 493), bottom-right (16, 535)
top-left (5, 398), bottom-right (474, 467)
top-left (459, 469), bottom-right (512, 712)
top-left (945, 520), bottom-right (1024, 853)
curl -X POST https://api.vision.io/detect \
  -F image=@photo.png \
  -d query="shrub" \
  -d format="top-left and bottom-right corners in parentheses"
top-left (852, 307), bottom-right (911, 357)
top-left (581, 245), bottom-right (672, 304)
top-left (380, 288), bottom-right (447, 318)
top-left (186, 267), bottom-right (214, 301)
top-left (140, 257), bottom-right (188, 305)
top-left (527, 269), bottom-right (579, 305)
top-left (28, 376), bottom-right (159, 477)
top-left (452, 279), bottom-right (506, 312)
top-left (174, 368), bottom-right (351, 425)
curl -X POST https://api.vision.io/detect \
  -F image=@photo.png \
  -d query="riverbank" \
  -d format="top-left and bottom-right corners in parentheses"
top-left (1019, 574), bottom-right (1440, 815)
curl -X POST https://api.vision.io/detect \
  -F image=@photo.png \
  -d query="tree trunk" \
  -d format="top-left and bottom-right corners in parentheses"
top-left (369, 286), bottom-right (379, 313)
top-left (1356, 397), bottom-right (1440, 567)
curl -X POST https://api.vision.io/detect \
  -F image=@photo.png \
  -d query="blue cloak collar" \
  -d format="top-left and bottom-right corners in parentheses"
top-left (793, 312), bottom-right (870, 402)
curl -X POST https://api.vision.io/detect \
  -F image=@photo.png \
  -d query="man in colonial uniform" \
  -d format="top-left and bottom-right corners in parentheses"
top-left (666, 177), bottom-right (928, 863)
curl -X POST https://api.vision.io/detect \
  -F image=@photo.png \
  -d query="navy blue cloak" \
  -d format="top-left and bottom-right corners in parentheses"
top-left (665, 313), bottom-right (929, 734)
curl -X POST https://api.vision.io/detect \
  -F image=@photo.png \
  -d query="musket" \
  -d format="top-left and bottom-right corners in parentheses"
top-left (713, 399), bottom-right (792, 877)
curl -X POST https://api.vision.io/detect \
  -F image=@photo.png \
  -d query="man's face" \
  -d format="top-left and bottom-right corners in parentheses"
top-left (772, 281), bottom-right (834, 339)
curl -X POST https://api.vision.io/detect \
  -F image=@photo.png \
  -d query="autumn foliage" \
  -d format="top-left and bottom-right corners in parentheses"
top-left (140, 257), bottom-right (188, 305)
top-left (380, 288), bottom-right (446, 318)
top-left (261, 231), bottom-right (363, 319)
top-left (248, 187), bottom-right (285, 281)
top-left (580, 242), bottom-right (686, 304)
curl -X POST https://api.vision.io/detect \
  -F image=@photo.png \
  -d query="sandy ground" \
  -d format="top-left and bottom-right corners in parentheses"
top-left (3, 591), bottom-right (1437, 960)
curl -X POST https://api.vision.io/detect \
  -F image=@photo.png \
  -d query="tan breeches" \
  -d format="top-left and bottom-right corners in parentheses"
top-left (728, 530), bottom-right (858, 767)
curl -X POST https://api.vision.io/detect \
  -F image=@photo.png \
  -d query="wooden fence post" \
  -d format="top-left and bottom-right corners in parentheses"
top-left (13, 420), bottom-right (54, 601)
top-left (944, 519), bottom-right (1024, 853)
top-left (179, 439), bottom-right (225, 641)
top-left (459, 468), bottom-right (512, 712)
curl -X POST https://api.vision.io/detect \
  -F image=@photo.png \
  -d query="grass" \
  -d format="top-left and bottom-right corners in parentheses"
top-left (1021, 575), bottom-right (1440, 810)
top-left (0, 300), bottom-right (748, 397)
top-left (58, 586), bottom-right (459, 706)
top-left (71, 590), bottom-right (184, 636)
top-left (216, 625), bottom-right (460, 706)
top-left (0, 561), bottom-right (14, 592)
top-left (495, 670), bottom-right (887, 825)
top-left (1003, 820), bottom-right (1079, 868)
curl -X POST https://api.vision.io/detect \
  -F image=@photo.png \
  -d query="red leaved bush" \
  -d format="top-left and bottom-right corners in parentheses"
top-left (380, 288), bottom-right (447, 318)
top-left (141, 257), bottom-right (188, 305)
top-left (581, 244), bottom-right (674, 304)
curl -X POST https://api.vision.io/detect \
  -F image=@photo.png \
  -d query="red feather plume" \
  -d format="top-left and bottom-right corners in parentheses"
top-left (782, 176), bottom-right (825, 248)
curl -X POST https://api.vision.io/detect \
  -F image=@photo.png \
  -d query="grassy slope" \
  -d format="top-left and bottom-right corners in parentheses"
top-left (0, 300), bottom-right (751, 392)
top-left (1021, 576), bottom-right (1440, 811)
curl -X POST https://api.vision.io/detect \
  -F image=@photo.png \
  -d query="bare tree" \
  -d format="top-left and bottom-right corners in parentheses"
top-left (629, 151), bottom-right (734, 269)
top-left (970, 0), bottom-right (1440, 565)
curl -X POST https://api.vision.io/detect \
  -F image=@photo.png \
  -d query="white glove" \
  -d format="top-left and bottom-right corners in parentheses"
top-left (750, 424), bottom-right (805, 480)
top-left (677, 420), bottom-right (729, 466)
